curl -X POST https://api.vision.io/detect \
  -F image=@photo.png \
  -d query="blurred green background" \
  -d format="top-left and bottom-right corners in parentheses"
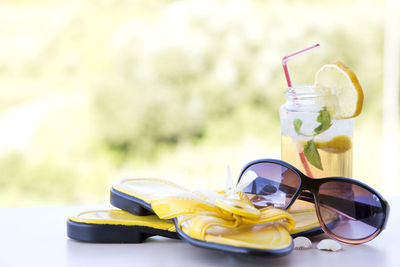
top-left (0, 0), bottom-right (393, 207)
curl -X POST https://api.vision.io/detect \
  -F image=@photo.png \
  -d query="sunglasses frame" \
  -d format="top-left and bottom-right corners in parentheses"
top-left (238, 159), bottom-right (390, 244)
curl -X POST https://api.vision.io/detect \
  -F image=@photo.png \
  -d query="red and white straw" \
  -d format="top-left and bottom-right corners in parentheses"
top-left (282, 44), bottom-right (320, 177)
top-left (282, 43), bottom-right (320, 88)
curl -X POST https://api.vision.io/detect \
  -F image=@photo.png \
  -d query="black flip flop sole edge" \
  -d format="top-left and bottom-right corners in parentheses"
top-left (110, 187), bottom-right (155, 215)
top-left (67, 219), bottom-right (178, 243)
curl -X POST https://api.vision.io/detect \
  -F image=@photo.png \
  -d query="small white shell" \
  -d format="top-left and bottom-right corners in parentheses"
top-left (317, 239), bottom-right (342, 251)
top-left (293, 236), bottom-right (312, 250)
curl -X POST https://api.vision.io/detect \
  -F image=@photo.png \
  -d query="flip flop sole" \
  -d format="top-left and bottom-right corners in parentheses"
top-left (173, 218), bottom-right (294, 256)
top-left (110, 187), bottom-right (154, 216)
top-left (67, 219), bottom-right (178, 243)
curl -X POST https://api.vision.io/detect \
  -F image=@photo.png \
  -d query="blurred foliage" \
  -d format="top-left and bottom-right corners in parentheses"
top-left (0, 0), bottom-right (389, 207)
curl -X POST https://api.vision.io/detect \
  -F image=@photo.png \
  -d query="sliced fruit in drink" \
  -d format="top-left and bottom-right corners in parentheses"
top-left (315, 61), bottom-right (364, 119)
top-left (315, 135), bottom-right (352, 154)
top-left (300, 135), bottom-right (352, 154)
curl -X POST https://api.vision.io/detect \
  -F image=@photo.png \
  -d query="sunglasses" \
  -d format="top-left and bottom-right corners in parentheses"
top-left (236, 159), bottom-right (390, 244)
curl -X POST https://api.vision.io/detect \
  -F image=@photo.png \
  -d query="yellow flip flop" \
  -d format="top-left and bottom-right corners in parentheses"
top-left (110, 178), bottom-right (296, 256)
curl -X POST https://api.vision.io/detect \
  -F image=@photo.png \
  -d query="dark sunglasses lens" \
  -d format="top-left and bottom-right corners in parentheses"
top-left (238, 162), bottom-right (300, 208)
top-left (318, 181), bottom-right (385, 240)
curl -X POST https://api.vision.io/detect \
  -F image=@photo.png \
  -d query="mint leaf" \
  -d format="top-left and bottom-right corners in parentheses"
top-left (314, 107), bottom-right (331, 135)
top-left (304, 140), bottom-right (323, 170)
top-left (294, 119), bottom-right (302, 134)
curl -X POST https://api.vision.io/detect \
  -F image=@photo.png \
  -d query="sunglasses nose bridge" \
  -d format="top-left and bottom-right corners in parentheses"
top-left (299, 175), bottom-right (318, 193)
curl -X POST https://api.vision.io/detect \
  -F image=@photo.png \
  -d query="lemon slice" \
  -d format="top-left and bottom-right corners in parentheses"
top-left (315, 135), bottom-right (352, 154)
top-left (300, 135), bottom-right (352, 154)
top-left (315, 61), bottom-right (364, 119)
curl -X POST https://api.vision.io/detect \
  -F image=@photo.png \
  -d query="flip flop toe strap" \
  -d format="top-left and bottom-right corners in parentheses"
top-left (151, 195), bottom-right (295, 242)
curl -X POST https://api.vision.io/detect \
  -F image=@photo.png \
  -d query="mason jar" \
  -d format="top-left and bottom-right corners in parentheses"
top-left (280, 84), bottom-right (354, 178)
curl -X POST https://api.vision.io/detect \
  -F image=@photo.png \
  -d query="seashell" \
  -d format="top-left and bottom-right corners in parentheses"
top-left (293, 236), bottom-right (312, 250)
top-left (317, 239), bottom-right (342, 251)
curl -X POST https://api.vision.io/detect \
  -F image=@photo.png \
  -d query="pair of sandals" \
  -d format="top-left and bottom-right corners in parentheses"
top-left (67, 178), bottom-right (327, 257)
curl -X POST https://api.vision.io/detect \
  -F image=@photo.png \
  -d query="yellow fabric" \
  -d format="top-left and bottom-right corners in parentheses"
top-left (113, 178), bottom-right (295, 250)
top-left (151, 196), bottom-right (295, 232)
top-left (151, 197), bottom-right (225, 220)
top-left (216, 197), bottom-right (261, 218)
top-left (184, 222), bottom-right (293, 250)
top-left (68, 210), bottom-right (176, 232)
top-left (113, 178), bottom-right (206, 203)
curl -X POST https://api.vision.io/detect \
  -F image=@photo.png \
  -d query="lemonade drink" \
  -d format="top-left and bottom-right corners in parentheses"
top-left (280, 84), bottom-right (354, 178)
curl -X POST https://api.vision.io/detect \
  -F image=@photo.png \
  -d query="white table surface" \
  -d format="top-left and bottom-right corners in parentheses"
top-left (0, 197), bottom-right (398, 267)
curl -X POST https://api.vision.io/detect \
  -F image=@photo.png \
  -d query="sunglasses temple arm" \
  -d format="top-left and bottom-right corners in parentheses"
top-left (319, 194), bottom-right (384, 228)
top-left (292, 190), bottom-right (383, 228)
